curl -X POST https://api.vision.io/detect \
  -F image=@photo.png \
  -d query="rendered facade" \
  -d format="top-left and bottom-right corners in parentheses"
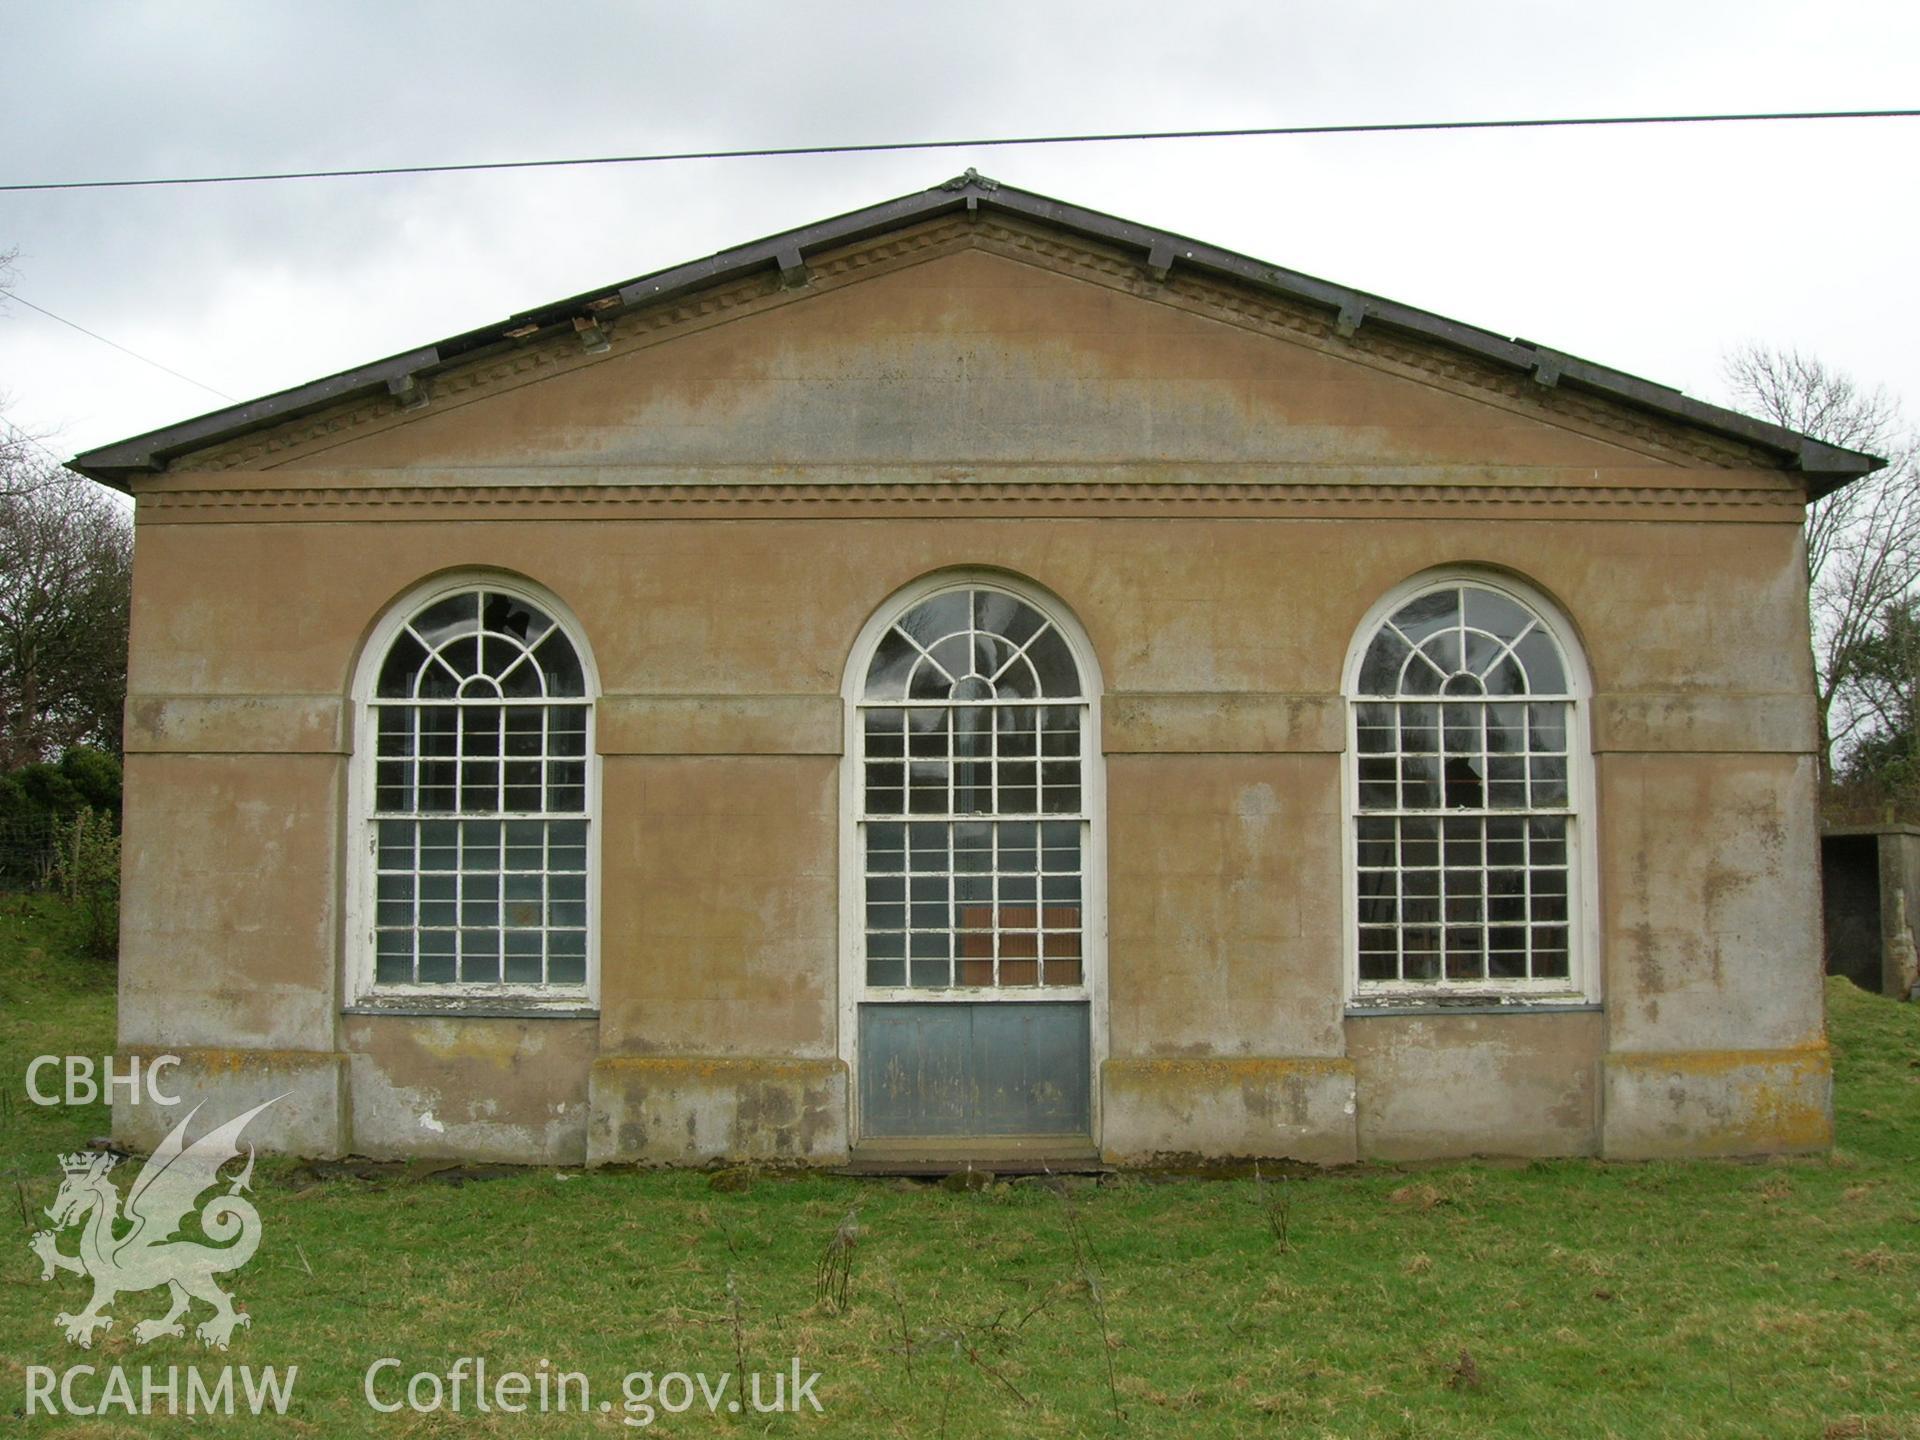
top-left (74, 174), bottom-right (1877, 1167)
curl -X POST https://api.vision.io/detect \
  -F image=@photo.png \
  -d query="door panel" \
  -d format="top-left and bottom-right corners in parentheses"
top-left (859, 1001), bottom-right (1090, 1138)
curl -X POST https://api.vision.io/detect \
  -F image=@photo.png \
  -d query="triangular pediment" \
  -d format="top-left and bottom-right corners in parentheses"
top-left (76, 175), bottom-right (1877, 504)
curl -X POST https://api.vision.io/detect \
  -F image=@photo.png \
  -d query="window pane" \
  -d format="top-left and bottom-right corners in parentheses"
top-left (1482, 655), bottom-right (1527, 696)
top-left (1351, 629), bottom-right (1579, 993)
top-left (375, 929), bottom-right (413, 983)
top-left (368, 589), bottom-right (591, 996)
top-left (994, 654), bottom-right (1041, 700)
top-left (482, 590), bottom-right (549, 648)
top-left (417, 934), bottom-right (457, 984)
top-left (1390, 589), bottom-right (1459, 647)
top-left (1401, 648), bottom-right (1446, 695)
top-left (1513, 629), bottom-right (1567, 694)
top-left (1024, 627), bottom-right (1082, 697)
top-left (973, 591), bottom-right (1046, 649)
top-left (411, 593), bottom-right (478, 648)
top-left (460, 934), bottom-right (500, 984)
top-left (1528, 703), bottom-right (1568, 752)
top-left (504, 934), bottom-right (544, 985)
top-left (497, 654), bottom-right (545, 699)
top-left (858, 591), bottom-right (1087, 992)
top-left (1463, 628), bottom-right (1507, 678)
top-left (378, 632), bottom-right (429, 698)
top-left (551, 710), bottom-right (588, 756)
top-left (864, 629), bottom-right (920, 701)
top-left (896, 591), bottom-right (970, 650)
top-left (1463, 587), bottom-right (1532, 642)
top-left (533, 630), bottom-right (585, 697)
top-left (1358, 629), bottom-right (1410, 695)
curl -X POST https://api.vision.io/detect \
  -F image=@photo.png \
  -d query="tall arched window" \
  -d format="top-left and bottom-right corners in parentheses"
top-left (351, 581), bottom-right (595, 1009)
top-left (1348, 576), bottom-right (1586, 998)
top-left (856, 584), bottom-right (1091, 990)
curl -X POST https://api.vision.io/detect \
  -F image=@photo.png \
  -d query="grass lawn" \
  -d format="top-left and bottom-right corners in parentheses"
top-left (2, 892), bottom-right (1917, 1438)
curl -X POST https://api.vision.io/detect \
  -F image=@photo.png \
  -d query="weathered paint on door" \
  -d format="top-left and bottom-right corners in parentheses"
top-left (858, 1001), bottom-right (1091, 1138)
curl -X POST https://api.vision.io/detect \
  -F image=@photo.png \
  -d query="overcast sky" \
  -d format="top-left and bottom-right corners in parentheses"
top-left (2, 1), bottom-right (1915, 473)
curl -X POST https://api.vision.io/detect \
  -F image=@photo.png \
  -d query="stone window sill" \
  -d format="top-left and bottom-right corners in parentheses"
top-left (1345, 999), bottom-right (1600, 1019)
top-left (342, 1001), bottom-right (599, 1021)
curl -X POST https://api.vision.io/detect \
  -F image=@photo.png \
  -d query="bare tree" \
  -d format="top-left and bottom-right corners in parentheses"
top-left (0, 246), bottom-right (62, 500)
top-left (1723, 344), bottom-right (1920, 781)
top-left (0, 415), bottom-right (62, 500)
top-left (0, 455), bottom-right (133, 768)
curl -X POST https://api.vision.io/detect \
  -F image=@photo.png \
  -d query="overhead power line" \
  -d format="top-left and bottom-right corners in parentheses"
top-left (1, 415), bottom-right (69, 468)
top-left (3, 108), bottom-right (1917, 193)
top-left (7, 293), bottom-right (235, 400)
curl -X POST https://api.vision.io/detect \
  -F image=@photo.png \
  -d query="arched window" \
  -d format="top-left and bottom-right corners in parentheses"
top-left (352, 582), bottom-right (595, 1008)
top-left (856, 583), bottom-right (1091, 990)
top-left (1348, 576), bottom-right (1586, 997)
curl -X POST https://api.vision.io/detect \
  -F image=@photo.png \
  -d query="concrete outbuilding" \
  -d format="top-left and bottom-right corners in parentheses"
top-left (1822, 824), bottom-right (1920, 998)
top-left (74, 174), bottom-right (1879, 1168)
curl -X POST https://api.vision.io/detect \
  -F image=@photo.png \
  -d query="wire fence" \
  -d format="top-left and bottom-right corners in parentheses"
top-left (0, 814), bottom-right (62, 893)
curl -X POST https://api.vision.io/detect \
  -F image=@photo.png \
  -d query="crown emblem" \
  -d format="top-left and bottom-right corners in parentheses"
top-left (58, 1152), bottom-right (113, 1175)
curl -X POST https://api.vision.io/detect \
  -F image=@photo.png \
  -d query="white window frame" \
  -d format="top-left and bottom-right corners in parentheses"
top-left (1340, 568), bottom-right (1599, 1009)
top-left (837, 570), bottom-right (1108, 1142)
top-left (343, 573), bottom-right (602, 1016)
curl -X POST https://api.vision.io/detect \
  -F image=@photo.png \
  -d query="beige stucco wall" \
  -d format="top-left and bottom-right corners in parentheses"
top-left (113, 228), bottom-right (1830, 1164)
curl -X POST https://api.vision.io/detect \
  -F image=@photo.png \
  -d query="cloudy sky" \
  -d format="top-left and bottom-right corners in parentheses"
top-left (2, 1), bottom-right (1915, 472)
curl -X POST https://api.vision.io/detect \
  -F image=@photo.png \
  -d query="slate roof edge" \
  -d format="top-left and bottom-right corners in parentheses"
top-left (70, 171), bottom-right (1884, 496)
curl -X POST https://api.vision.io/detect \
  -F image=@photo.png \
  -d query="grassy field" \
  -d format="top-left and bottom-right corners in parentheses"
top-left (2, 892), bottom-right (1916, 1438)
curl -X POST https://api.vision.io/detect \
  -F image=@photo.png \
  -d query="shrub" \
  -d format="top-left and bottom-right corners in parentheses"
top-left (51, 805), bottom-right (119, 959)
top-left (58, 746), bottom-right (122, 816)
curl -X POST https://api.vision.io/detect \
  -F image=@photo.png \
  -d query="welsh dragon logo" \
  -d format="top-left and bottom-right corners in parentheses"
top-left (30, 1097), bottom-right (282, 1350)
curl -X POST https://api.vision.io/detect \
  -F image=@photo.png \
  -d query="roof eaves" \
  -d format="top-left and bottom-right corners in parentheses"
top-left (72, 346), bottom-right (444, 485)
top-left (70, 172), bottom-right (1886, 497)
top-left (68, 185), bottom-right (984, 489)
top-left (972, 185), bottom-right (1884, 492)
